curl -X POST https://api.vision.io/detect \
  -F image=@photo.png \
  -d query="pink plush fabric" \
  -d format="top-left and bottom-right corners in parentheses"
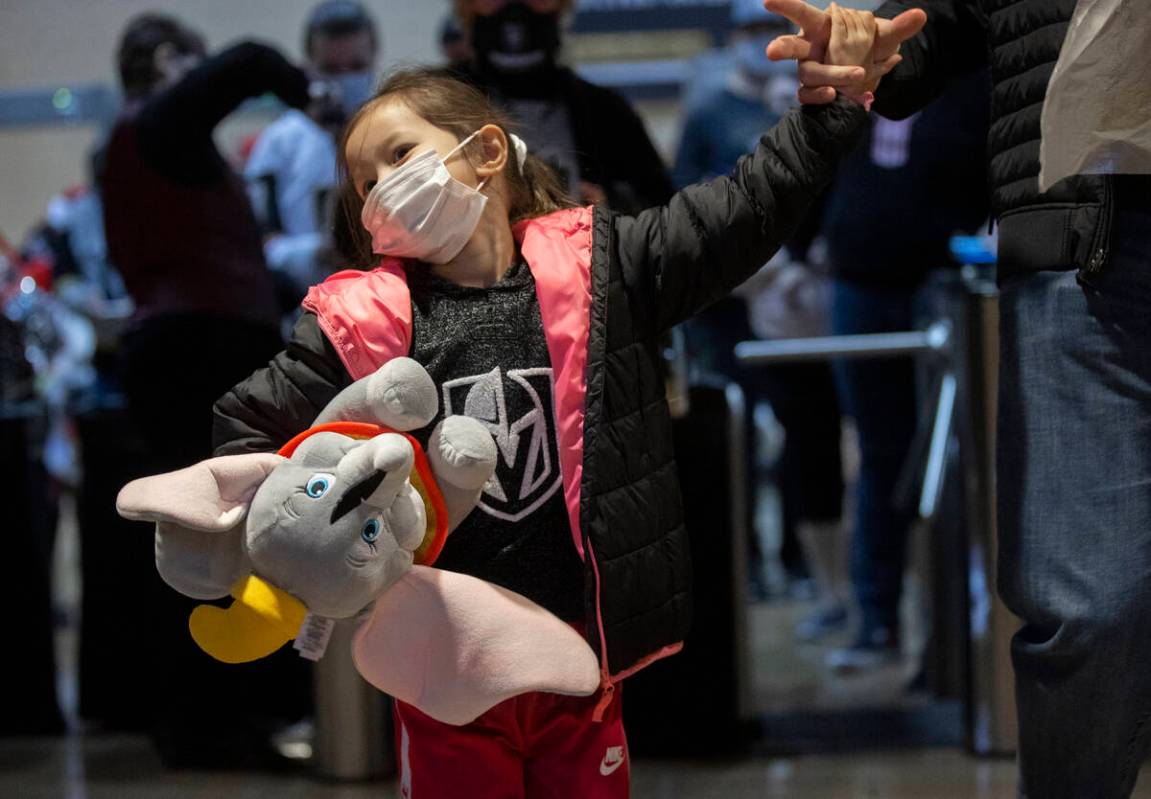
top-left (351, 565), bottom-right (600, 726)
top-left (116, 453), bottom-right (285, 531)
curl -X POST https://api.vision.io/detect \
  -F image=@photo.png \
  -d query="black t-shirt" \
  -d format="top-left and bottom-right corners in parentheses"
top-left (405, 259), bottom-right (586, 622)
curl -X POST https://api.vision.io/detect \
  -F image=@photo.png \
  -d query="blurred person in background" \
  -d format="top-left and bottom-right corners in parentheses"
top-left (440, 10), bottom-right (473, 69)
top-left (673, 0), bottom-right (798, 188)
top-left (29, 148), bottom-right (134, 402)
top-left (99, 13), bottom-right (313, 768)
top-left (34, 156), bottom-right (131, 326)
top-left (819, 68), bottom-right (990, 671)
top-left (448, 0), bottom-right (674, 212)
top-left (673, 0), bottom-right (845, 608)
top-left (245, 0), bottom-right (380, 317)
top-left (15, 132), bottom-right (135, 742)
top-left (0, 238), bottom-right (66, 737)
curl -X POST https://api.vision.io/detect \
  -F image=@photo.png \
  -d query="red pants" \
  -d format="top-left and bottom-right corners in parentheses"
top-left (394, 686), bottom-right (629, 798)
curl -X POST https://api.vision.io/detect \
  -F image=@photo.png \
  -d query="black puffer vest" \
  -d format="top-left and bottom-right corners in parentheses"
top-left (878, 0), bottom-right (1112, 278)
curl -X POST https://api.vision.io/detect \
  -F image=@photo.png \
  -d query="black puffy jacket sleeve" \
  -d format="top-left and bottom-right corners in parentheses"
top-left (872, 1), bottom-right (989, 121)
top-left (212, 312), bottom-right (352, 456)
top-left (612, 97), bottom-right (868, 333)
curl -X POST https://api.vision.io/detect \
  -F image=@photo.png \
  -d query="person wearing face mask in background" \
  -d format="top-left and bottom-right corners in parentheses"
top-left (244, 0), bottom-right (380, 320)
top-left (99, 13), bottom-right (313, 769)
top-left (446, 0), bottom-right (675, 213)
top-left (674, 0), bottom-right (800, 188)
top-left (672, 0), bottom-right (846, 611)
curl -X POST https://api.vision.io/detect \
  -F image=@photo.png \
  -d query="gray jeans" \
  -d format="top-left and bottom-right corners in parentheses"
top-left (998, 199), bottom-right (1151, 798)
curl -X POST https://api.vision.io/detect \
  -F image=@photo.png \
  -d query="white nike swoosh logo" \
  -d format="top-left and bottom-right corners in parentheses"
top-left (599, 756), bottom-right (625, 776)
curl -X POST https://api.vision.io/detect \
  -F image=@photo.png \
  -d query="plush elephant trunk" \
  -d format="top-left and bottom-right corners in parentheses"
top-left (330, 469), bottom-right (388, 524)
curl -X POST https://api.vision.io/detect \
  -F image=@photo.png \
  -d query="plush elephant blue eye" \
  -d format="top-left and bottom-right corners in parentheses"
top-left (362, 518), bottom-right (382, 543)
top-left (306, 474), bottom-right (335, 498)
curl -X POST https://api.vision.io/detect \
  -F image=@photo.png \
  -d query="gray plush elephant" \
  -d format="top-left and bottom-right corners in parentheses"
top-left (117, 356), bottom-right (499, 658)
top-left (116, 356), bottom-right (600, 725)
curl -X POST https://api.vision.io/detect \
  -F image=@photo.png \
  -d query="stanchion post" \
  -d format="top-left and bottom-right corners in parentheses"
top-left (724, 382), bottom-right (753, 721)
top-left (952, 268), bottom-right (1019, 756)
top-left (312, 618), bottom-right (393, 780)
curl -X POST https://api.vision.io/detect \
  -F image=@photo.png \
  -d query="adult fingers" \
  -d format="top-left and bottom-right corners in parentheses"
top-left (764, 0), bottom-right (829, 35)
top-left (874, 52), bottom-right (903, 76)
top-left (798, 61), bottom-right (866, 87)
top-left (766, 33), bottom-right (814, 61)
top-left (875, 8), bottom-right (927, 59)
top-left (797, 85), bottom-right (837, 105)
top-left (886, 7), bottom-right (928, 41)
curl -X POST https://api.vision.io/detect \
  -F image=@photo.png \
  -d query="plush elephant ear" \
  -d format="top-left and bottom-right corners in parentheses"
top-left (116, 453), bottom-right (285, 600)
top-left (117, 453), bottom-right (285, 530)
top-left (351, 566), bottom-right (600, 726)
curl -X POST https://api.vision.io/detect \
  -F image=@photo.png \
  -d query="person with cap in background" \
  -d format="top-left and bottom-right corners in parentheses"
top-left (447, 0), bottom-right (674, 213)
top-left (244, 0), bottom-right (381, 317)
top-left (674, 0), bottom-right (799, 187)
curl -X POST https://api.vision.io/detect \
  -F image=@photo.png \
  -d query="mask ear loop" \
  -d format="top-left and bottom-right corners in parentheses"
top-left (444, 130), bottom-right (481, 162)
top-left (443, 130), bottom-right (491, 192)
top-left (453, 129), bottom-right (529, 192)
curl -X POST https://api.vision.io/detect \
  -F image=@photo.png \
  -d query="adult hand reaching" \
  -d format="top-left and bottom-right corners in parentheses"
top-left (764, 0), bottom-right (928, 104)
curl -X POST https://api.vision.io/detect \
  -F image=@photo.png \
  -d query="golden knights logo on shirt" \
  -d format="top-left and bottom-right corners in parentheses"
top-left (442, 366), bottom-right (562, 522)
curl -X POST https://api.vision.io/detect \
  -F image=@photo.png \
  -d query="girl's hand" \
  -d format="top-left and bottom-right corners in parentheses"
top-left (827, 3), bottom-right (901, 110)
top-left (764, 0), bottom-right (924, 106)
top-left (828, 3), bottom-right (874, 68)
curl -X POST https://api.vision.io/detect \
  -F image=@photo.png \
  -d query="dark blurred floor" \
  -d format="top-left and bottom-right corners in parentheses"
top-left (7, 733), bottom-right (1151, 799)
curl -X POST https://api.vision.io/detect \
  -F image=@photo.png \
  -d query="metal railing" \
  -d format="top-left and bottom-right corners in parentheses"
top-left (734, 268), bottom-right (1018, 756)
top-left (736, 319), bottom-right (955, 522)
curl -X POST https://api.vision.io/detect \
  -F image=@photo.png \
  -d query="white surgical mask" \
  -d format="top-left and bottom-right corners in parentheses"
top-left (361, 131), bottom-right (530, 264)
top-left (359, 131), bottom-right (489, 264)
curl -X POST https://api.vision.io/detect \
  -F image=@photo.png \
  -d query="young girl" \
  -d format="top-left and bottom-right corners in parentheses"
top-left (214, 7), bottom-right (889, 795)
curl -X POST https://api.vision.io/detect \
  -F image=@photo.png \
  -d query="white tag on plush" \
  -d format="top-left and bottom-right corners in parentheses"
top-left (294, 614), bottom-right (335, 661)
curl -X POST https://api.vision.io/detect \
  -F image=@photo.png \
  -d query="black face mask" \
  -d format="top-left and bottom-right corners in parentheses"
top-left (471, 2), bottom-right (562, 77)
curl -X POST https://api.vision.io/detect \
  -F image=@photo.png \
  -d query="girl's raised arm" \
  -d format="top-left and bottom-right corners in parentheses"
top-left (611, 97), bottom-right (868, 333)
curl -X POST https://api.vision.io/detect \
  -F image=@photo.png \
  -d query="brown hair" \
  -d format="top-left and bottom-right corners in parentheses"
top-left (333, 66), bottom-right (575, 269)
top-left (116, 13), bottom-right (206, 99)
